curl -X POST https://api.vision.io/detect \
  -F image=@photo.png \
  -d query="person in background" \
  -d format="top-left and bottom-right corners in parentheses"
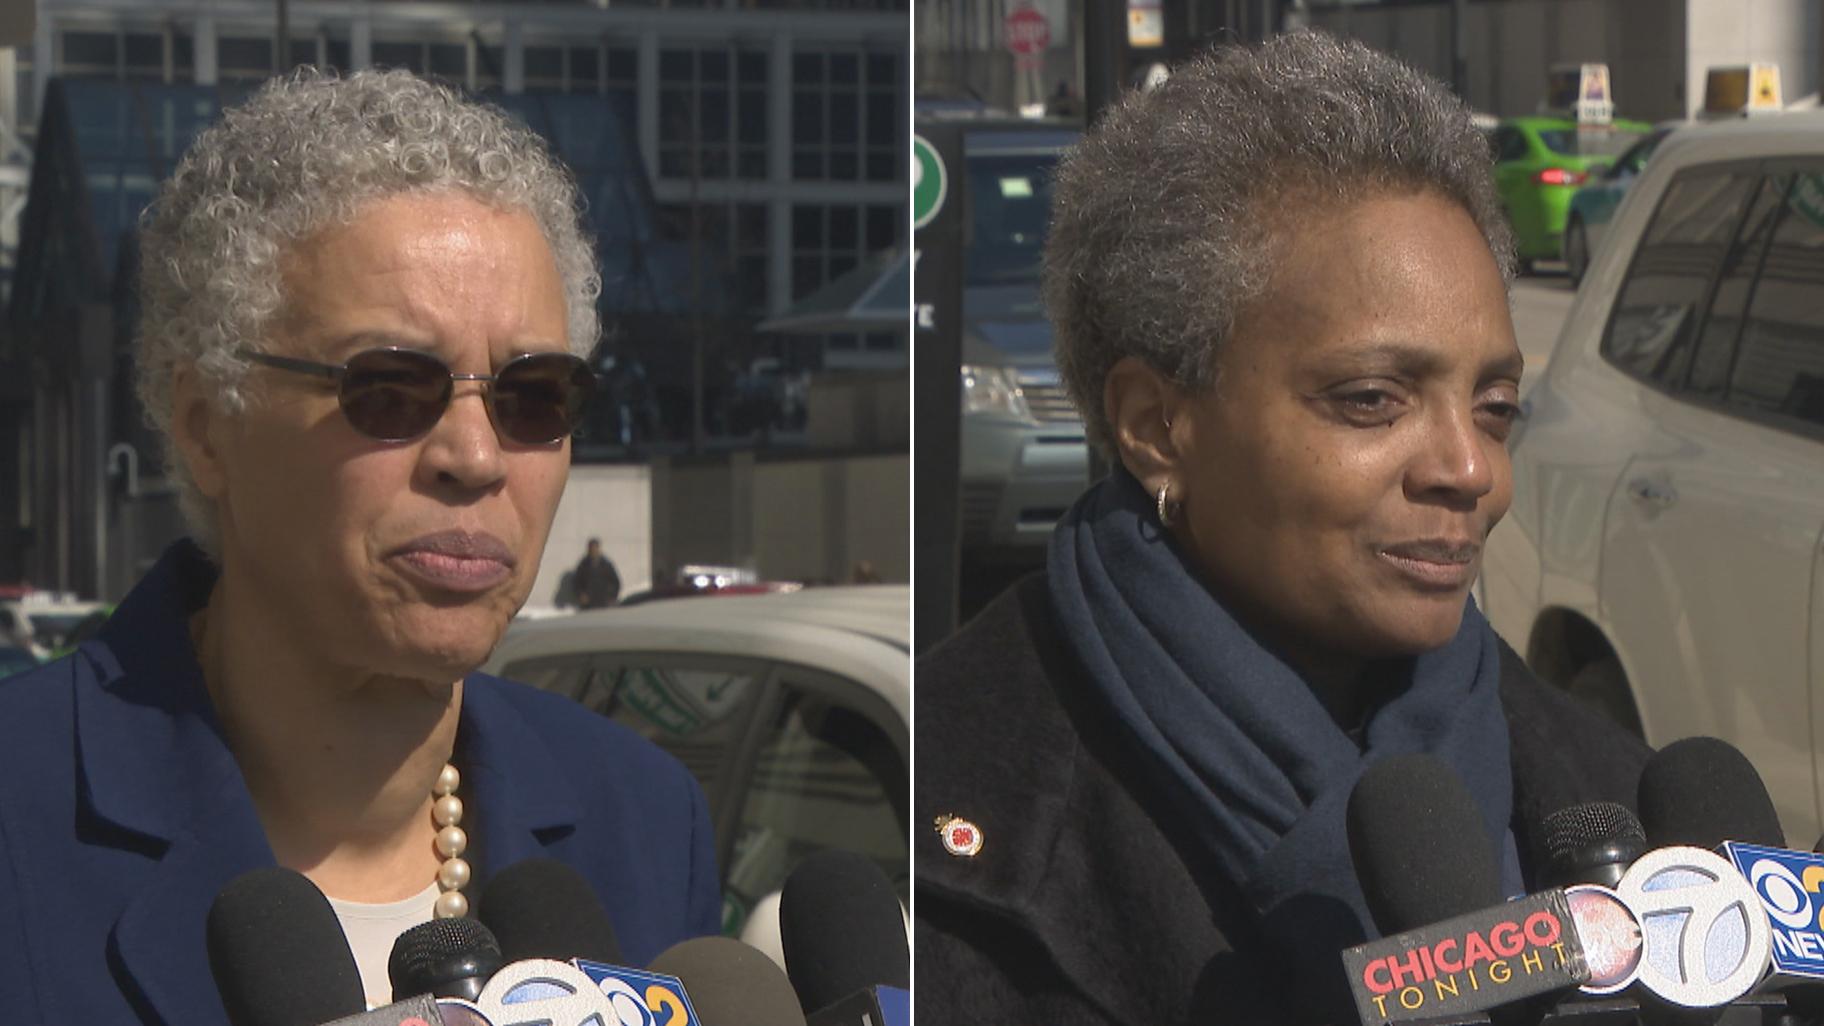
top-left (0, 70), bottom-right (718, 1023)
top-left (915, 32), bottom-right (1650, 1025)
top-left (574, 537), bottom-right (622, 608)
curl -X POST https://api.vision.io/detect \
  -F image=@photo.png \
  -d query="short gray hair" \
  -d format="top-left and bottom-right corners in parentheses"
top-left (136, 67), bottom-right (602, 553)
top-left (1043, 30), bottom-right (1515, 453)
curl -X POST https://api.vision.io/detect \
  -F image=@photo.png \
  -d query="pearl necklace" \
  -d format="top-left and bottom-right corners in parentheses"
top-left (431, 762), bottom-right (471, 918)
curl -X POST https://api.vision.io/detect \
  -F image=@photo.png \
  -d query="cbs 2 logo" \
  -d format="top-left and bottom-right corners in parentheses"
top-left (597, 974), bottom-right (691, 1026)
top-left (1750, 858), bottom-right (1824, 932)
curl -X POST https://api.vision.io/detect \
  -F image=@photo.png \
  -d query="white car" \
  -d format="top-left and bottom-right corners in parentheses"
top-left (1482, 110), bottom-right (1824, 846)
top-left (481, 585), bottom-right (909, 957)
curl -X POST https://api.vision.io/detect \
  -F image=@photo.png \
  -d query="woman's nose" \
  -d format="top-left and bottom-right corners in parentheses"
top-left (419, 384), bottom-right (506, 491)
top-left (1407, 403), bottom-right (1495, 506)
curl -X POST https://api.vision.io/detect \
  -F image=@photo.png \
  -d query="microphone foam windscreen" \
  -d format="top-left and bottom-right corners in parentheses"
top-left (205, 866), bottom-right (366, 1026)
top-left (649, 935), bottom-right (807, 1026)
top-left (1638, 736), bottom-right (1785, 849)
top-left (778, 849), bottom-right (908, 1014)
top-left (386, 916), bottom-right (502, 999)
top-left (1539, 801), bottom-right (1647, 888)
top-left (473, 857), bottom-right (622, 964)
top-left (1346, 752), bottom-right (1503, 935)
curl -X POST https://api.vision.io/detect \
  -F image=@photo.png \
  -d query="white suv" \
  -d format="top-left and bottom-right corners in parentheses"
top-left (1483, 111), bottom-right (1824, 847)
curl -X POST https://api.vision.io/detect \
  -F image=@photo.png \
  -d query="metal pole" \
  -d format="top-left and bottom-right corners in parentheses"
top-left (276, 0), bottom-right (290, 74)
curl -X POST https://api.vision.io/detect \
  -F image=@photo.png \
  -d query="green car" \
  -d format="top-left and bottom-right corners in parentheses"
top-left (1487, 116), bottom-right (1652, 272)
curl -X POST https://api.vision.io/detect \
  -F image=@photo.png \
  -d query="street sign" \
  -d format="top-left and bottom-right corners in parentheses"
top-left (912, 134), bottom-right (947, 231)
top-left (1005, 5), bottom-right (1051, 59)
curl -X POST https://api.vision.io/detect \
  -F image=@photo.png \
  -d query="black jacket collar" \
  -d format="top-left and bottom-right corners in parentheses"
top-left (916, 573), bottom-right (1651, 1023)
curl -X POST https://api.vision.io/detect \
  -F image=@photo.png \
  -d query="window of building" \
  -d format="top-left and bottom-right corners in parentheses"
top-left (58, 28), bottom-right (200, 84)
top-left (217, 35), bottom-right (276, 84)
top-left (792, 202), bottom-right (903, 358)
top-left (660, 202), bottom-right (770, 315)
top-left (61, 31), bottom-right (119, 76)
top-left (522, 40), bottom-right (636, 128)
top-left (792, 48), bottom-right (899, 183)
top-left (658, 45), bottom-right (768, 182)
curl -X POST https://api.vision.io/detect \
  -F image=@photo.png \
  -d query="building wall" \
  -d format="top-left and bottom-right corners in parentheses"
top-left (1311, 0), bottom-right (1690, 123)
top-left (529, 462), bottom-right (655, 612)
top-left (1687, 0), bottom-right (1820, 115)
top-left (650, 451), bottom-right (909, 588)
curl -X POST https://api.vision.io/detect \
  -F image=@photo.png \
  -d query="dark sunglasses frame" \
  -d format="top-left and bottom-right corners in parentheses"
top-left (237, 346), bottom-right (596, 445)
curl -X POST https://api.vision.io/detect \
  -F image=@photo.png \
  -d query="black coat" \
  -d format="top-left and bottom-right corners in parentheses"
top-left (915, 574), bottom-right (1652, 1025)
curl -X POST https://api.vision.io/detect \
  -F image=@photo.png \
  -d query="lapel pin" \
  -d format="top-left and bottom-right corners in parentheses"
top-left (934, 814), bottom-right (983, 857)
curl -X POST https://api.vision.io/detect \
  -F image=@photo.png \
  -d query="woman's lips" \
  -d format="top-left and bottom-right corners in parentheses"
top-left (1377, 540), bottom-right (1479, 591)
top-left (388, 531), bottom-right (516, 593)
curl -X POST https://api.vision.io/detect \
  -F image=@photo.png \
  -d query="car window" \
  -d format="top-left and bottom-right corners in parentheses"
top-left (1494, 127), bottom-right (1529, 163)
top-left (501, 652), bottom-right (767, 812)
top-left (721, 673), bottom-right (907, 937)
top-left (1685, 174), bottom-right (1790, 399)
top-left (1722, 171), bottom-right (1824, 431)
top-left (1602, 167), bottom-right (1758, 386)
top-left (1606, 131), bottom-right (1664, 179)
top-left (1538, 128), bottom-right (1645, 159)
top-left (964, 151), bottom-right (1061, 286)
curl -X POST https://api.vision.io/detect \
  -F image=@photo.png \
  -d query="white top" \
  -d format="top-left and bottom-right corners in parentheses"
top-left (327, 882), bottom-right (440, 1010)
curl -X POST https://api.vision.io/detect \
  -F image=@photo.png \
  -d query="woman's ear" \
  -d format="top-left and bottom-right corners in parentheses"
top-left (1103, 355), bottom-right (1190, 488)
top-left (170, 367), bottom-right (229, 500)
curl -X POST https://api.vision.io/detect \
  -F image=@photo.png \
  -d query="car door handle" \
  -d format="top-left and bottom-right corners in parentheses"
top-left (1627, 476), bottom-right (1678, 509)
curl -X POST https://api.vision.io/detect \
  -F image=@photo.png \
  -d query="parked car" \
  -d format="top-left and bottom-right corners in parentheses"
top-left (481, 584), bottom-right (908, 963)
top-left (1487, 116), bottom-right (1652, 272)
top-left (933, 116), bottom-right (1089, 552)
top-left (0, 646), bottom-right (36, 681)
top-left (1481, 110), bottom-right (1824, 846)
top-left (1563, 124), bottom-right (1678, 285)
top-left (0, 597), bottom-right (109, 661)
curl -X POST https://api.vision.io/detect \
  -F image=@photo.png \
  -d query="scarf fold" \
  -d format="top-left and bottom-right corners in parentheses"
top-left (1047, 468), bottom-right (1520, 1016)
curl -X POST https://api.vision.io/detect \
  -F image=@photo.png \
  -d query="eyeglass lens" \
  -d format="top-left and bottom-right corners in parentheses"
top-left (337, 349), bottom-right (592, 444)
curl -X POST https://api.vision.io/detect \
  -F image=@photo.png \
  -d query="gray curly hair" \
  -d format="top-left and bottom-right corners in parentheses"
top-left (1044, 30), bottom-right (1515, 454)
top-left (136, 67), bottom-right (602, 553)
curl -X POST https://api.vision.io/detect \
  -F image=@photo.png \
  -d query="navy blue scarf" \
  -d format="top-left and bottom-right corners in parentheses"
top-left (1047, 468), bottom-right (1520, 1013)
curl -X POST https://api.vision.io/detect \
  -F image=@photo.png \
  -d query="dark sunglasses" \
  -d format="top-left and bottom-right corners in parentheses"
top-left (238, 346), bottom-right (596, 445)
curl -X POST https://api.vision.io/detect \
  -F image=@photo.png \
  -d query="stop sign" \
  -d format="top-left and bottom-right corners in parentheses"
top-left (1005, 5), bottom-right (1051, 57)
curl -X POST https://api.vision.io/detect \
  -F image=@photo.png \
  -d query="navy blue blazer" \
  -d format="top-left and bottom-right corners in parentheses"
top-left (0, 542), bottom-right (721, 1024)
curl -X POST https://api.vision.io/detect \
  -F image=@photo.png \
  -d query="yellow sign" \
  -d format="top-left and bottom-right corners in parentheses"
top-left (1704, 63), bottom-right (1781, 117)
top-left (1751, 63), bottom-right (1782, 110)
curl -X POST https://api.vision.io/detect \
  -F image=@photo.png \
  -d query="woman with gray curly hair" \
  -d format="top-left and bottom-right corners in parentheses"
top-left (0, 69), bottom-right (718, 1023)
top-left (916, 31), bottom-right (1649, 1024)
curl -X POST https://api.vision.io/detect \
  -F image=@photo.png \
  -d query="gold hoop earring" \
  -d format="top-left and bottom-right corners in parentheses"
top-left (1156, 482), bottom-right (1177, 528)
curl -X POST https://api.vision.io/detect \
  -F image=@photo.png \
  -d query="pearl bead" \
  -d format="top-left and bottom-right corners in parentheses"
top-left (435, 825), bottom-right (468, 859)
top-left (438, 857), bottom-right (472, 892)
top-left (434, 764), bottom-right (460, 797)
top-left (434, 795), bottom-right (463, 828)
top-left (434, 890), bottom-right (469, 919)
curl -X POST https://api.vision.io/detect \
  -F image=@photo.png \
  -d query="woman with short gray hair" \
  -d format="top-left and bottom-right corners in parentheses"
top-left (0, 69), bottom-right (718, 1023)
top-left (917, 31), bottom-right (1648, 1024)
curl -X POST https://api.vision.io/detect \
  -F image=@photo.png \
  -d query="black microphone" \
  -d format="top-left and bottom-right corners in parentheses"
top-left (1541, 803), bottom-right (1649, 890)
top-left (1348, 752), bottom-right (1504, 932)
top-left (1343, 754), bottom-right (1591, 1026)
top-left (206, 867), bottom-right (367, 1026)
top-left (472, 857), bottom-right (622, 965)
top-left (1638, 736), bottom-right (1785, 850)
top-left (777, 849), bottom-right (909, 1021)
top-left (387, 917), bottom-right (503, 1003)
top-left (648, 935), bottom-right (807, 1026)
